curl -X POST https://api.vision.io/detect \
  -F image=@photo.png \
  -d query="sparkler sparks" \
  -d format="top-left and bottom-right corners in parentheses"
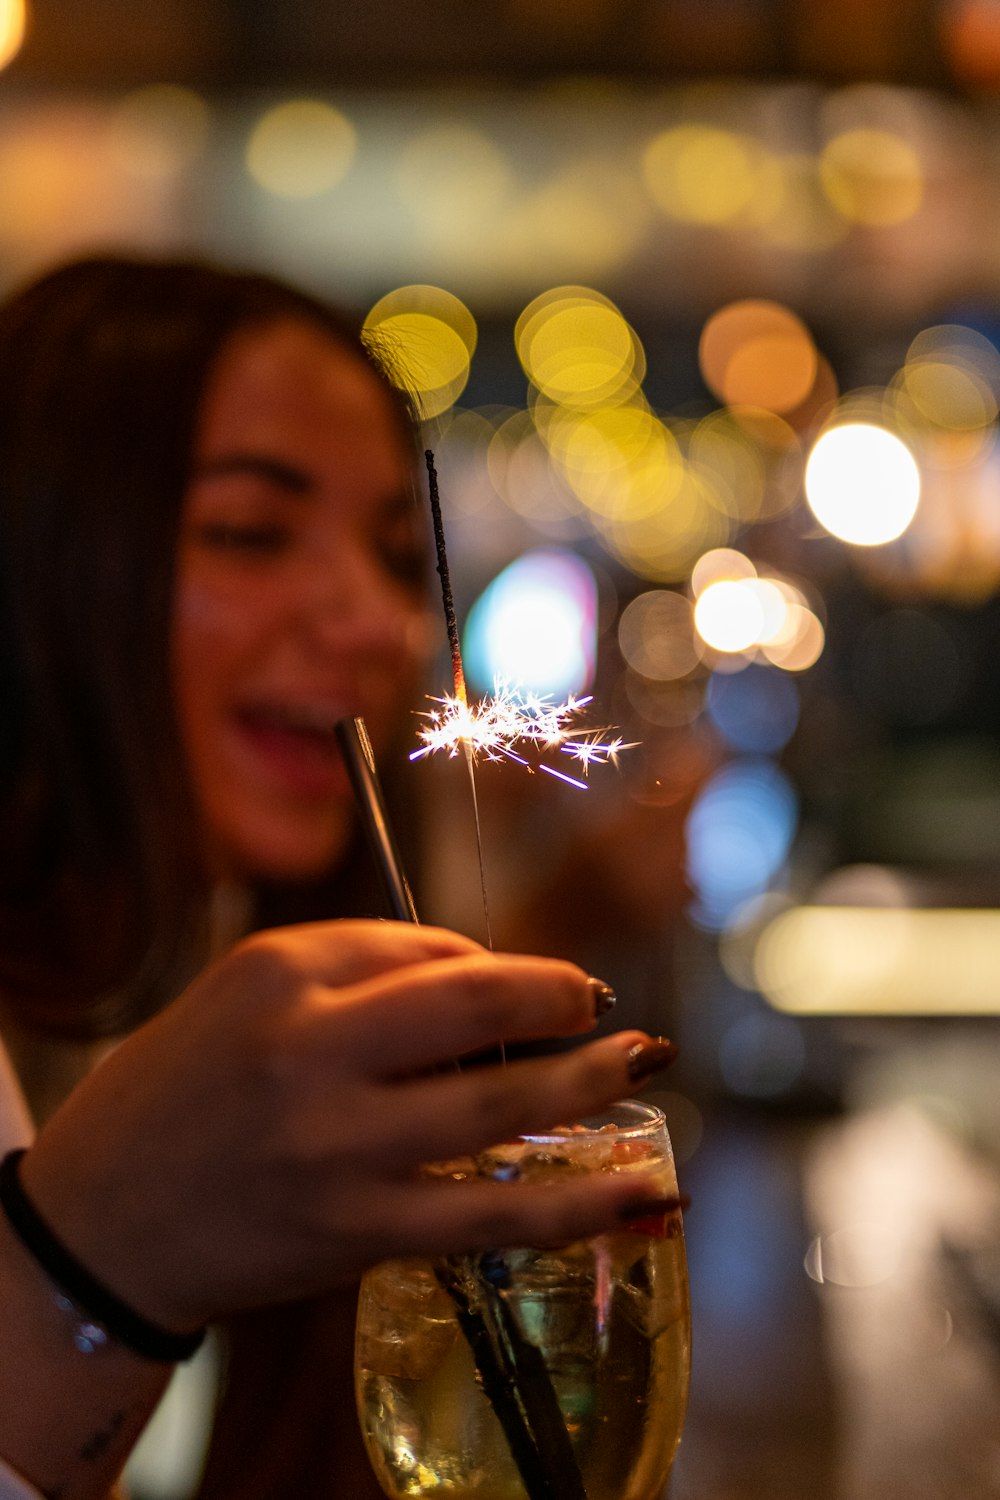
top-left (410, 681), bottom-right (634, 790)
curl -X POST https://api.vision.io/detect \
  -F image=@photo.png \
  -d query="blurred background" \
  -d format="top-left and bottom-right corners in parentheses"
top-left (8, 2), bottom-right (1000, 1495)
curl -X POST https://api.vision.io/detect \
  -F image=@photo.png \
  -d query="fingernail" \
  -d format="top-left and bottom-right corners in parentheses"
top-left (626, 1036), bottom-right (678, 1082)
top-left (588, 976), bottom-right (617, 1018)
top-left (617, 1192), bottom-right (689, 1223)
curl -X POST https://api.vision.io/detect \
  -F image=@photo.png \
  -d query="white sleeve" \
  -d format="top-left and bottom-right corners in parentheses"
top-left (0, 1457), bottom-right (43, 1500)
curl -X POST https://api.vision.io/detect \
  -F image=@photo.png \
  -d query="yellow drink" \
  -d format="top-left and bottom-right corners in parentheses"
top-left (355, 1102), bottom-right (690, 1500)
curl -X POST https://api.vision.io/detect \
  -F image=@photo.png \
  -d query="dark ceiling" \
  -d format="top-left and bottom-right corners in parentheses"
top-left (8, 0), bottom-right (975, 93)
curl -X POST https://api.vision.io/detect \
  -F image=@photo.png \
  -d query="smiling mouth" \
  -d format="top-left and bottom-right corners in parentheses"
top-left (235, 703), bottom-right (351, 782)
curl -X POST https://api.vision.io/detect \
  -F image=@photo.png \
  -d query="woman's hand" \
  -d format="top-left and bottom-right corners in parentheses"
top-left (19, 920), bottom-right (676, 1336)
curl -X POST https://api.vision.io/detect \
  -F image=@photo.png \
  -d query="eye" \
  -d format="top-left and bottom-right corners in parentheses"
top-left (195, 522), bottom-right (290, 555)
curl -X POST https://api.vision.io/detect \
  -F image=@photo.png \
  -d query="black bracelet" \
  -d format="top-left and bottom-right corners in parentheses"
top-left (0, 1148), bottom-right (205, 1363)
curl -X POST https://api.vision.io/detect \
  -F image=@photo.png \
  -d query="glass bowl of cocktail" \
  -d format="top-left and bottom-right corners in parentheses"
top-left (355, 1099), bottom-right (690, 1500)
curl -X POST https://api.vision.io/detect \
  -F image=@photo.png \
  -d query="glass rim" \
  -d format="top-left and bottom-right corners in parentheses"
top-left (521, 1097), bottom-right (666, 1145)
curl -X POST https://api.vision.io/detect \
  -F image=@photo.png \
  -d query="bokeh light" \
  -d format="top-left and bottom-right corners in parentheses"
top-left (898, 323), bottom-right (1000, 433)
top-left (364, 285), bottom-right (477, 420)
top-left (641, 124), bottom-right (765, 226)
top-left (246, 99), bottom-right (357, 198)
top-left (515, 286), bottom-right (643, 407)
top-left (759, 599), bottom-right (825, 671)
top-left (539, 400), bottom-right (682, 519)
top-left (618, 589), bottom-right (702, 681)
top-left (706, 664), bottom-right (800, 753)
top-left (686, 758), bottom-right (799, 929)
top-left (819, 127), bottom-right (924, 226)
top-left (596, 467), bottom-right (733, 583)
top-left (692, 547), bottom-right (757, 593)
top-left (0, 0), bottom-right (26, 71)
top-left (688, 409), bottom-right (768, 523)
top-left (694, 578), bottom-right (766, 653)
top-left (699, 300), bottom-right (818, 415)
top-left (463, 549), bottom-right (598, 698)
top-left (804, 1226), bottom-right (904, 1287)
top-left (487, 410), bottom-right (584, 530)
top-left (753, 905), bottom-right (1000, 1014)
top-left (804, 422), bottom-right (921, 545)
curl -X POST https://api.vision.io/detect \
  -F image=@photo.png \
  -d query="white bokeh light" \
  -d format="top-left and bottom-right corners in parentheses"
top-left (804, 422), bottom-right (920, 545)
top-left (693, 578), bottom-right (765, 653)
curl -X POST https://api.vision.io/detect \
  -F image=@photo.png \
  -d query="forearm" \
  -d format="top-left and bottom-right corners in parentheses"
top-left (0, 1210), bottom-right (171, 1500)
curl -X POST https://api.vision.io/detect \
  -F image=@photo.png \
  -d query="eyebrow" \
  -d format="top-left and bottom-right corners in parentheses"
top-left (189, 453), bottom-right (313, 493)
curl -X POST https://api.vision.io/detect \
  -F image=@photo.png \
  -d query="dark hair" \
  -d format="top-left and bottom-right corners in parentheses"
top-left (0, 254), bottom-right (418, 1036)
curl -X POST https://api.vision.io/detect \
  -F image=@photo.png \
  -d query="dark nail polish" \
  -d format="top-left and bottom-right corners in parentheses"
top-left (588, 976), bottom-right (617, 1017)
top-left (626, 1036), bottom-right (678, 1083)
top-left (618, 1193), bottom-right (688, 1223)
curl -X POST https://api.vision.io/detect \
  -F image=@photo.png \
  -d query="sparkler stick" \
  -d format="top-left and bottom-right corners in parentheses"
top-left (425, 449), bottom-right (467, 707)
top-left (424, 449), bottom-right (494, 952)
top-left (334, 713), bottom-right (588, 1500)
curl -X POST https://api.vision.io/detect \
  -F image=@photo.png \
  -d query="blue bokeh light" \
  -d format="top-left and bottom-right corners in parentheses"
top-left (706, 664), bottom-right (800, 754)
top-left (685, 757), bottom-right (799, 929)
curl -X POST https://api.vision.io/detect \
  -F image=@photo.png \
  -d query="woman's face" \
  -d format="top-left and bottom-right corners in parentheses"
top-left (172, 318), bottom-right (428, 881)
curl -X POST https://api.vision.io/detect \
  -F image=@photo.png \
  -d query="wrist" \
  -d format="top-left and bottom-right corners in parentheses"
top-left (0, 1150), bottom-right (205, 1364)
top-left (0, 1200), bottom-right (172, 1500)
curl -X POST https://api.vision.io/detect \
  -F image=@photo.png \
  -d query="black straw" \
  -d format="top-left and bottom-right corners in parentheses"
top-left (334, 717), bottom-right (417, 923)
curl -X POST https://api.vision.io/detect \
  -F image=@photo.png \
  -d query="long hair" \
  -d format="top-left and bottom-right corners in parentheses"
top-left (0, 255), bottom-right (418, 1037)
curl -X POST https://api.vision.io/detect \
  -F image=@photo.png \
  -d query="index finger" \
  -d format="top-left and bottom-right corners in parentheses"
top-left (234, 919), bottom-right (486, 992)
top-left (328, 951), bottom-right (608, 1072)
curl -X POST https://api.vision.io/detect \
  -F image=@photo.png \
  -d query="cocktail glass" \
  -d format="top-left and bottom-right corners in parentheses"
top-left (355, 1099), bottom-right (690, 1500)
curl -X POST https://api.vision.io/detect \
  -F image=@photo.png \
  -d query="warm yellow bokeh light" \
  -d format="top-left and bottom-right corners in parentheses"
top-left (756, 906), bottom-right (1000, 1015)
top-left (699, 300), bottom-right (818, 415)
top-left (760, 606), bottom-right (825, 671)
top-left (897, 324), bottom-right (1000, 434)
top-left (688, 411), bottom-right (768, 523)
top-left (364, 286), bottom-right (477, 420)
top-left (642, 124), bottom-right (764, 225)
top-left (538, 401), bottom-right (683, 518)
top-left (246, 100), bottom-right (357, 198)
top-left (515, 288), bottom-right (643, 408)
top-left (903, 359), bottom-right (997, 431)
top-left (0, 0), bottom-right (27, 71)
top-left (805, 422), bottom-right (921, 545)
top-left (819, 128), bottom-right (923, 226)
top-left (597, 467), bottom-right (733, 583)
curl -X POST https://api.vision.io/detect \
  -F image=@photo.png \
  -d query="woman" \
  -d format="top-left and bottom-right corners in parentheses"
top-left (0, 257), bottom-right (677, 1500)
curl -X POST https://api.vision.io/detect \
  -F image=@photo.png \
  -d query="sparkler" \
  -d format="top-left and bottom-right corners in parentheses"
top-left (411, 683), bottom-right (631, 790)
top-left (421, 451), bottom-right (632, 790)
top-left (334, 712), bottom-right (587, 1500)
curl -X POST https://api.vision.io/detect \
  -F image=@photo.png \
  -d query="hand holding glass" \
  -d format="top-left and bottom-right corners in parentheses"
top-left (356, 1100), bottom-right (690, 1500)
